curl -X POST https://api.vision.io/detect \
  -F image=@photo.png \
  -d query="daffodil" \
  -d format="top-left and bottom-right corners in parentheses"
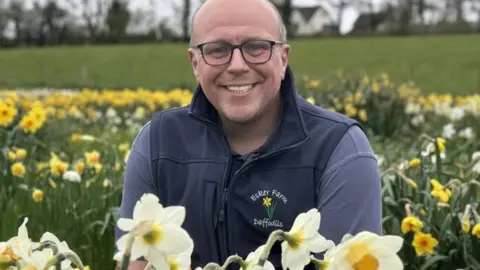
top-left (324, 231), bottom-right (404, 270)
top-left (114, 193), bottom-right (194, 269)
top-left (281, 209), bottom-right (334, 270)
top-left (18, 248), bottom-right (53, 269)
top-left (244, 245), bottom-right (274, 270)
top-left (7, 217), bottom-right (33, 261)
top-left (472, 224), bottom-right (480, 238)
top-left (39, 232), bottom-right (73, 269)
top-left (412, 231), bottom-right (438, 256)
top-left (401, 216), bottom-right (423, 234)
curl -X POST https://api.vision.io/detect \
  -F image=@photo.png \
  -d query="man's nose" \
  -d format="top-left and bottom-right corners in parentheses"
top-left (227, 48), bottom-right (248, 73)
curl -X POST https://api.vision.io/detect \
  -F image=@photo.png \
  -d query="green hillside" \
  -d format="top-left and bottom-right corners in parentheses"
top-left (1, 34), bottom-right (480, 94)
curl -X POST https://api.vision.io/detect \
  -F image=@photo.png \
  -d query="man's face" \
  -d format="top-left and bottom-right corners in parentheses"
top-left (188, 0), bottom-right (290, 125)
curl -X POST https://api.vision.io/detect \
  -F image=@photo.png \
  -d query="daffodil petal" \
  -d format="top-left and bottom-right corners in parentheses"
top-left (176, 252), bottom-right (193, 270)
top-left (290, 212), bottom-right (307, 232)
top-left (306, 234), bottom-right (335, 253)
top-left (131, 240), bottom-right (149, 261)
top-left (156, 224), bottom-right (194, 255)
top-left (159, 206), bottom-right (186, 226)
top-left (281, 241), bottom-right (310, 270)
top-left (18, 217), bottom-right (29, 239)
top-left (146, 250), bottom-right (169, 270)
top-left (303, 209), bottom-right (321, 238)
top-left (262, 260), bottom-right (276, 270)
top-left (117, 218), bottom-right (135, 232)
top-left (374, 235), bottom-right (404, 254)
top-left (40, 231), bottom-right (60, 245)
top-left (115, 234), bottom-right (129, 252)
top-left (113, 251), bottom-right (124, 261)
top-left (377, 254), bottom-right (404, 270)
top-left (133, 194), bottom-right (164, 221)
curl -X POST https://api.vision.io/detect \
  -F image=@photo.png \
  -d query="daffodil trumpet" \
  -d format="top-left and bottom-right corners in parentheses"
top-left (42, 250), bottom-right (84, 270)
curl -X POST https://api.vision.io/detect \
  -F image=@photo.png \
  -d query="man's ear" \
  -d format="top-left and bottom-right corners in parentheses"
top-left (280, 44), bottom-right (290, 80)
top-left (188, 48), bottom-right (200, 82)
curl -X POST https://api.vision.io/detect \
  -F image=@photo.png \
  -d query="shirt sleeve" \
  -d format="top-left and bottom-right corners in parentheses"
top-left (114, 121), bottom-right (156, 249)
top-left (316, 125), bottom-right (383, 246)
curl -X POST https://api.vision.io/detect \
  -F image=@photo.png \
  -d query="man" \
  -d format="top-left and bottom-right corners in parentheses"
top-left (115, 0), bottom-right (382, 269)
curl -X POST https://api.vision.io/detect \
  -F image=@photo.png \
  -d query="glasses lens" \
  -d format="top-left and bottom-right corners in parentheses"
top-left (242, 40), bottom-right (272, 63)
top-left (200, 40), bottom-right (273, 65)
top-left (202, 42), bottom-right (232, 65)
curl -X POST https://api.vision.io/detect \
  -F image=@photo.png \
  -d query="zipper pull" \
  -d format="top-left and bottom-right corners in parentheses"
top-left (217, 188), bottom-right (228, 223)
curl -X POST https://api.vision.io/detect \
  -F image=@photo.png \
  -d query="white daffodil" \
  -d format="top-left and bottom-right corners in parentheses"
top-left (472, 152), bottom-right (480, 174)
top-left (281, 209), bottom-right (335, 270)
top-left (324, 231), bottom-right (403, 270)
top-left (442, 123), bottom-right (456, 139)
top-left (20, 248), bottom-right (55, 269)
top-left (243, 245), bottom-right (275, 270)
top-left (39, 232), bottom-right (73, 269)
top-left (114, 193), bottom-right (194, 269)
top-left (62, 171), bottom-right (81, 183)
top-left (7, 217), bottom-right (33, 261)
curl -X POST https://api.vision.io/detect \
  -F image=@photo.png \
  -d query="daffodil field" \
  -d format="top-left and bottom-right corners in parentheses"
top-left (1, 72), bottom-right (480, 270)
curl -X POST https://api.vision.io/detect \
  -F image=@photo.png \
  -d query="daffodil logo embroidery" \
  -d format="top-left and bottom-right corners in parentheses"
top-left (262, 196), bottom-right (277, 220)
top-left (250, 189), bottom-right (288, 229)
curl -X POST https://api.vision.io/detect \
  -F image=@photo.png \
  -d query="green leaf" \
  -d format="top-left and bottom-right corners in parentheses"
top-left (419, 255), bottom-right (450, 270)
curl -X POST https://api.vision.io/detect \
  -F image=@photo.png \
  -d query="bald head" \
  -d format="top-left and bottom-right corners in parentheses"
top-left (189, 0), bottom-right (287, 46)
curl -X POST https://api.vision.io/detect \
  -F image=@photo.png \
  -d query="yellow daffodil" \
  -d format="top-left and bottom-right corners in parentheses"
top-left (430, 179), bottom-right (451, 203)
top-left (114, 194), bottom-right (194, 269)
top-left (281, 209), bottom-right (334, 270)
top-left (31, 189), bottom-right (43, 203)
top-left (85, 151), bottom-right (100, 167)
top-left (401, 216), bottom-right (423, 234)
top-left (11, 162), bottom-right (25, 178)
top-left (472, 224), bottom-right (480, 238)
top-left (323, 231), bottom-right (403, 270)
top-left (412, 231), bottom-right (438, 256)
top-left (408, 158), bottom-right (421, 168)
top-left (461, 218), bottom-right (471, 233)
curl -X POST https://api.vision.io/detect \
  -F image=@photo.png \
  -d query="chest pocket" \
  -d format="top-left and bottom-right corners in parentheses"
top-left (226, 165), bottom-right (317, 267)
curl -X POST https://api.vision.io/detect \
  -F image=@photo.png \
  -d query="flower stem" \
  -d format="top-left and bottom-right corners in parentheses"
top-left (32, 240), bottom-right (59, 255)
top-left (257, 230), bottom-right (286, 267)
top-left (203, 262), bottom-right (222, 270)
top-left (220, 255), bottom-right (245, 269)
top-left (120, 235), bottom-right (136, 270)
top-left (42, 251), bottom-right (85, 270)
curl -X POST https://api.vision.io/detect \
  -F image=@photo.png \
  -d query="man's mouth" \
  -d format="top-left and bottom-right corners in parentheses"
top-left (224, 83), bottom-right (257, 95)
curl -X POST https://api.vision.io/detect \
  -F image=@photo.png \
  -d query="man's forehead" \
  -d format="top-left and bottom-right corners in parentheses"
top-left (193, 0), bottom-right (280, 43)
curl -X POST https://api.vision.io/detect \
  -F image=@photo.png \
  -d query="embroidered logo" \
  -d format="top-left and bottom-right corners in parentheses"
top-left (250, 189), bottom-right (288, 229)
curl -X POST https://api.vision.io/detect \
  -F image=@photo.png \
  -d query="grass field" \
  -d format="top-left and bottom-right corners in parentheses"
top-left (1, 34), bottom-right (480, 94)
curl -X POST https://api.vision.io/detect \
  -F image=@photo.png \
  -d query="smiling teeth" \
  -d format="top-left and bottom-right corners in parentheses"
top-left (226, 84), bottom-right (253, 94)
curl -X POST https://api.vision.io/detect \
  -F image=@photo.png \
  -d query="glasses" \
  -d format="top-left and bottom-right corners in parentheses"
top-left (193, 39), bottom-right (283, 66)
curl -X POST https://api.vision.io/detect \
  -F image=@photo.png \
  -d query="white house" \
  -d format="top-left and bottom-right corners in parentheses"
top-left (291, 5), bottom-right (333, 36)
top-left (270, 0), bottom-right (335, 37)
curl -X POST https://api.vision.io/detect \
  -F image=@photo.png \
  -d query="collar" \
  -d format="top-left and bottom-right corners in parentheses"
top-left (188, 65), bottom-right (310, 155)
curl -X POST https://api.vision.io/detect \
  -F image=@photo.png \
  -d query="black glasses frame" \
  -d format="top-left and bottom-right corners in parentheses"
top-left (192, 39), bottom-right (284, 66)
